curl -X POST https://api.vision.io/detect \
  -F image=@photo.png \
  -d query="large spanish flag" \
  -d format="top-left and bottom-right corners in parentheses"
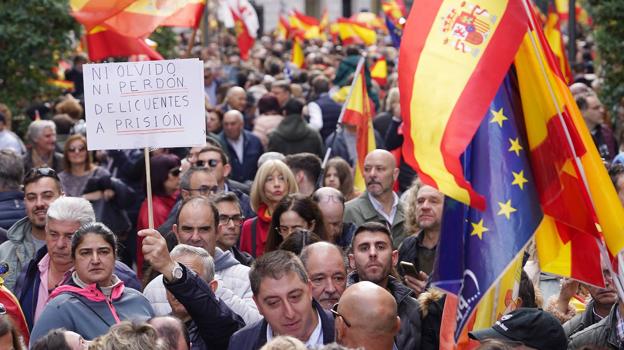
top-left (290, 10), bottom-right (323, 40)
top-left (342, 58), bottom-right (377, 192)
top-left (86, 25), bottom-right (164, 61)
top-left (515, 6), bottom-right (624, 284)
top-left (398, 0), bottom-right (527, 210)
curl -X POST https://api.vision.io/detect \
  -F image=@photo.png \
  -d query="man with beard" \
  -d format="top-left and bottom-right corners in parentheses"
top-left (348, 222), bottom-right (420, 350)
top-left (0, 168), bottom-right (63, 291)
top-left (398, 182), bottom-right (444, 296)
top-left (344, 150), bottom-right (406, 247)
top-left (300, 242), bottom-right (347, 310)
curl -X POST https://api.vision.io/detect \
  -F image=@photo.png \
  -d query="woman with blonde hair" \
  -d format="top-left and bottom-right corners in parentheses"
top-left (239, 160), bottom-right (298, 257)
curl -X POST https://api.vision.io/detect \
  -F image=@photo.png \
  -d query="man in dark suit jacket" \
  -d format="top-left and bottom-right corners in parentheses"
top-left (219, 110), bottom-right (263, 184)
top-left (228, 250), bottom-right (335, 350)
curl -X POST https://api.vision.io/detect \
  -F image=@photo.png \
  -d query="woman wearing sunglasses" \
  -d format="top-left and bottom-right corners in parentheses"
top-left (136, 153), bottom-right (181, 274)
top-left (58, 134), bottom-right (135, 264)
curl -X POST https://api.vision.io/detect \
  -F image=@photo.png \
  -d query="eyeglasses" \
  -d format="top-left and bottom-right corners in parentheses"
top-left (276, 224), bottom-right (308, 236)
top-left (68, 146), bottom-right (86, 153)
top-left (195, 159), bottom-right (219, 168)
top-left (169, 168), bottom-right (181, 177)
top-left (218, 214), bottom-right (244, 225)
top-left (24, 167), bottom-right (60, 183)
top-left (316, 194), bottom-right (344, 204)
top-left (331, 303), bottom-right (351, 327)
top-left (185, 185), bottom-right (219, 196)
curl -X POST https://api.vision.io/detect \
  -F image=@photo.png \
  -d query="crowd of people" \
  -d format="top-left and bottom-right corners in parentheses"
top-left (0, 15), bottom-right (623, 350)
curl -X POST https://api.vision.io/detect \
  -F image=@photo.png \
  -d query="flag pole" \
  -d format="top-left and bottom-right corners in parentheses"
top-left (317, 56), bottom-right (366, 188)
top-left (520, 0), bottom-right (624, 296)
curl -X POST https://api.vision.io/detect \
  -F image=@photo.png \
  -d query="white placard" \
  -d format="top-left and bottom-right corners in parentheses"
top-left (83, 59), bottom-right (206, 150)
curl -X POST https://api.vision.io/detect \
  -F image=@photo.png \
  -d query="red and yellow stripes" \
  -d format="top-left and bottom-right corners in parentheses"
top-left (515, 6), bottom-right (624, 285)
top-left (398, 0), bottom-right (527, 210)
top-left (342, 61), bottom-right (377, 192)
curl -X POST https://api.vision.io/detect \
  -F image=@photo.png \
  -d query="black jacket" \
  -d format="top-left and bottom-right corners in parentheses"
top-left (227, 300), bottom-right (334, 350)
top-left (165, 264), bottom-right (245, 350)
top-left (348, 273), bottom-right (421, 350)
top-left (0, 190), bottom-right (24, 231)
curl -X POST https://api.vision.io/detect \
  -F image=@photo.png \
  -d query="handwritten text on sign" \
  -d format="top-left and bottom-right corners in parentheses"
top-left (84, 59), bottom-right (205, 150)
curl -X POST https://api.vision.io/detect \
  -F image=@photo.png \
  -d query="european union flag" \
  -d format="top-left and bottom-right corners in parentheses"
top-left (431, 71), bottom-right (544, 339)
top-left (386, 16), bottom-right (402, 48)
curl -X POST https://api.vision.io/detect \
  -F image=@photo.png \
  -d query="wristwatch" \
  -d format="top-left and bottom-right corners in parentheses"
top-left (168, 263), bottom-right (183, 283)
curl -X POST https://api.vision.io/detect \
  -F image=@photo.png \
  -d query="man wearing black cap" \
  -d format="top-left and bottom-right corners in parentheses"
top-left (469, 308), bottom-right (567, 350)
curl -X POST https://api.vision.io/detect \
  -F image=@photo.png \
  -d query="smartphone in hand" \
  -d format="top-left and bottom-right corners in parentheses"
top-left (400, 261), bottom-right (419, 278)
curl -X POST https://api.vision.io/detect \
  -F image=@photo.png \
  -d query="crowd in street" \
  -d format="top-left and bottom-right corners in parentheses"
top-left (0, 21), bottom-right (623, 350)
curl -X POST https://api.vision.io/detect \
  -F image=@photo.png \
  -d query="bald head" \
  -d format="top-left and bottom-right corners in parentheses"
top-left (312, 187), bottom-right (346, 243)
top-left (301, 242), bottom-right (347, 309)
top-left (336, 282), bottom-right (400, 349)
top-left (363, 150), bottom-right (399, 198)
top-left (148, 316), bottom-right (189, 350)
top-left (226, 86), bottom-right (247, 112)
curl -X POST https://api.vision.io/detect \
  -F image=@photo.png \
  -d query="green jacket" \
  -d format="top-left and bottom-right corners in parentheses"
top-left (343, 191), bottom-right (406, 247)
top-left (0, 217), bottom-right (36, 291)
top-left (568, 304), bottom-right (620, 349)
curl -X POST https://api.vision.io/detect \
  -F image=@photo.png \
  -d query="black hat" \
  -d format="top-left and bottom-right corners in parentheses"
top-left (469, 308), bottom-right (567, 350)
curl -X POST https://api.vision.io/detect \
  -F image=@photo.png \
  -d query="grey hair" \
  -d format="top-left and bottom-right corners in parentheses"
top-left (224, 109), bottom-right (244, 123)
top-left (180, 167), bottom-right (211, 191)
top-left (300, 242), bottom-right (347, 270)
top-left (170, 244), bottom-right (215, 282)
top-left (46, 196), bottom-right (95, 226)
top-left (0, 149), bottom-right (23, 190)
top-left (25, 120), bottom-right (56, 145)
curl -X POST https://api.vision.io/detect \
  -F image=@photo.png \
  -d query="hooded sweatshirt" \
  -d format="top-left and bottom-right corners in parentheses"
top-left (267, 114), bottom-right (324, 158)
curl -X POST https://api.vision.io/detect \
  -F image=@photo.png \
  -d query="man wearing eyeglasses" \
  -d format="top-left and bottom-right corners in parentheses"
top-left (0, 168), bottom-right (63, 291)
top-left (144, 196), bottom-right (261, 325)
top-left (213, 193), bottom-right (253, 266)
top-left (196, 146), bottom-right (253, 216)
top-left (312, 187), bottom-right (356, 250)
top-left (334, 281), bottom-right (400, 350)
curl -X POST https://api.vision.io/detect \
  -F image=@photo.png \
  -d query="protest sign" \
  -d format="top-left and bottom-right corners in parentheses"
top-left (83, 58), bottom-right (206, 150)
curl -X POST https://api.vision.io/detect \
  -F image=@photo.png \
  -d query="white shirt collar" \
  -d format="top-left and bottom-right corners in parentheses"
top-left (368, 192), bottom-right (399, 225)
top-left (266, 308), bottom-right (323, 348)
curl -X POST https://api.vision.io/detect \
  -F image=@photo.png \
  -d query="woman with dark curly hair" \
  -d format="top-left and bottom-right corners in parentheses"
top-left (264, 194), bottom-right (327, 253)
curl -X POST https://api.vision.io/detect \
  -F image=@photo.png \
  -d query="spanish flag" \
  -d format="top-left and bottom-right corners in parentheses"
top-left (515, 6), bottom-right (623, 285)
top-left (336, 18), bottom-right (377, 46)
top-left (342, 58), bottom-right (377, 192)
top-left (276, 15), bottom-right (290, 40)
top-left (370, 57), bottom-right (388, 87)
top-left (544, 8), bottom-right (573, 84)
top-left (290, 10), bottom-right (323, 40)
top-left (398, 0), bottom-right (528, 210)
top-left (86, 25), bottom-right (163, 61)
top-left (69, 0), bottom-right (135, 29)
top-left (291, 36), bottom-right (305, 69)
top-left (97, 0), bottom-right (206, 38)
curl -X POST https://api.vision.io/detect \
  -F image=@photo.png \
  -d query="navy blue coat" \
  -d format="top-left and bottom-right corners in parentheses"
top-left (227, 300), bottom-right (334, 350)
top-left (0, 190), bottom-right (25, 230)
top-left (165, 264), bottom-right (245, 350)
top-left (218, 130), bottom-right (263, 183)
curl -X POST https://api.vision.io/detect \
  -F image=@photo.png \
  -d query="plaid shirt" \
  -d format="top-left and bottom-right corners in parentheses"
top-left (616, 307), bottom-right (624, 345)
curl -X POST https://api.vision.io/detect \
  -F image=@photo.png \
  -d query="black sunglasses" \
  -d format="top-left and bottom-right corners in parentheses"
top-left (195, 159), bottom-right (219, 168)
top-left (24, 167), bottom-right (60, 183)
top-left (331, 303), bottom-right (351, 327)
